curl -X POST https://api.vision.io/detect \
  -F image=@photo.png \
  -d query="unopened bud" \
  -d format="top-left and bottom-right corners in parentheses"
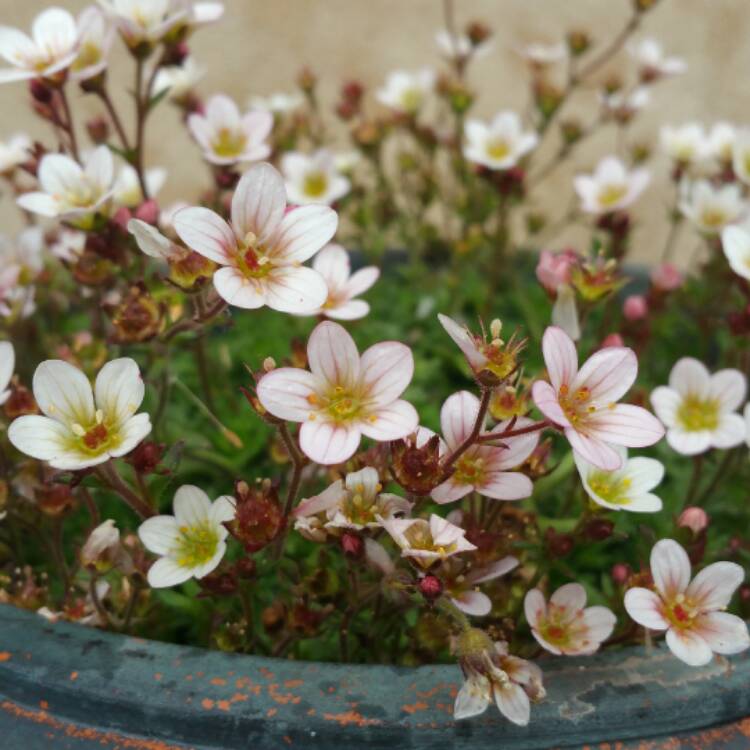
top-left (418, 574), bottom-right (443, 601)
top-left (623, 294), bottom-right (648, 322)
top-left (585, 517), bottom-right (615, 541)
top-left (134, 199), bottom-right (159, 226)
top-left (29, 79), bottom-right (52, 103)
top-left (678, 506), bottom-right (709, 536)
top-left (340, 531), bottom-right (364, 559)
top-left (86, 116), bottom-right (109, 144)
top-left (611, 563), bottom-right (631, 585)
top-left (262, 357), bottom-right (276, 372)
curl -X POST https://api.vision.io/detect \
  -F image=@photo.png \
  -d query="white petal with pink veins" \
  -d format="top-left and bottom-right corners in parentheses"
top-left (431, 478), bottom-right (473, 504)
top-left (541, 326), bottom-right (578, 390)
top-left (299, 420), bottom-right (361, 465)
top-left (264, 266), bottom-right (328, 314)
top-left (479, 471), bottom-right (532, 501)
top-left (467, 556), bottom-right (518, 585)
top-left (313, 244), bottom-right (350, 288)
top-left (572, 346), bottom-right (637, 403)
top-left (665, 627), bottom-right (713, 666)
top-left (494, 682), bottom-right (531, 726)
top-left (531, 380), bottom-right (570, 427)
top-left (624, 587), bottom-right (669, 630)
top-left (523, 588), bottom-right (547, 628)
top-left (452, 590), bottom-right (492, 616)
top-left (256, 367), bottom-right (318, 422)
top-left (581, 606), bottom-right (616, 645)
top-left (273, 204), bottom-right (338, 263)
top-left (345, 266), bottom-right (380, 297)
top-left (587, 404), bottom-right (665, 447)
top-left (212, 267), bottom-right (266, 309)
top-left (33, 359), bottom-right (95, 425)
top-left (231, 162), bottom-right (286, 242)
top-left (651, 539), bottom-right (691, 600)
top-left (686, 561), bottom-right (744, 611)
top-left (359, 399), bottom-right (418, 441)
top-left (307, 321), bottom-right (360, 389)
top-left (173, 207), bottom-right (235, 264)
top-left (440, 390), bottom-right (480, 450)
top-left (359, 341), bottom-right (414, 405)
top-left (694, 611), bottom-right (750, 655)
top-left (437, 314), bottom-right (487, 371)
top-left (566, 428), bottom-right (622, 471)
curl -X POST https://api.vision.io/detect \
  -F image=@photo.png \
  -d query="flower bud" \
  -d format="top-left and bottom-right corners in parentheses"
top-left (125, 441), bottom-right (165, 475)
top-left (584, 517), bottom-right (615, 541)
top-left (678, 506), bottom-right (709, 536)
top-left (110, 284), bottom-right (164, 343)
top-left (650, 262), bottom-right (683, 292)
top-left (611, 562), bottom-right (632, 585)
top-left (390, 432), bottom-right (442, 495)
top-left (600, 333), bottom-right (625, 348)
top-left (544, 528), bottom-right (574, 558)
top-left (340, 531), bottom-right (364, 559)
top-left (466, 21), bottom-right (492, 46)
top-left (29, 79), bottom-right (53, 103)
top-left (4, 384), bottom-right (38, 419)
top-left (134, 199), bottom-right (159, 225)
top-left (36, 483), bottom-right (75, 515)
top-left (418, 574), bottom-right (443, 601)
top-left (623, 294), bottom-right (648, 321)
top-left (225, 479), bottom-right (284, 553)
top-left (567, 29), bottom-right (591, 56)
top-left (297, 66), bottom-right (317, 92)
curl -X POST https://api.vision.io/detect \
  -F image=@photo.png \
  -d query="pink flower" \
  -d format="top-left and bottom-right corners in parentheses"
top-left (524, 583), bottom-right (616, 655)
top-left (256, 321), bottom-right (418, 464)
top-left (600, 333), bottom-right (624, 348)
top-left (532, 326), bottom-right (664, 470)
top-left (309, 244), bottom-right (379, 320)
top-left (173, 162), bottom-right (336, 313)
top-left (623, 294), bottom-right (648, 321)
top-left (430, 391), bottom-right (539, 504)
top-left (535, 249), bottom-right (578, 295)
top-left (624, 539), bottom-right (749, 666)
top-left (650, 262), bottom-right (683, 292)
top-left (678, 507), bottom-right (709, 535)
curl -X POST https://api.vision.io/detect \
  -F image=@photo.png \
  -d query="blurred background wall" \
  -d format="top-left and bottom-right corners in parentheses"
top-left (1, 0), bottom-right (749, 264)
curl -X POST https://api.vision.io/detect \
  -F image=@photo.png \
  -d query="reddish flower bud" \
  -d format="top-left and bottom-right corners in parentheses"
top-left (86, 116), bottom-right (109, 144)
top-left (4, 384), bottom-right (38, 419)
top-left (29, 79), bottom-right (52, 103)
top-left (585, 517), bottom-right (615, 541)
top-left (390, 432), bottom-right (442, 495)
top-left (111, 206), bottom-right (133, 231)
top-left (418, 574), bottom-right (443, 601)
top-left (134, 199), bottom-right (159, 225)
top-left (225, 479), bottom-right (284, 553)
top-left (466, 21), bottom-right (492, 46)
top-left (340, 531), bottom-right (364, 559)
top-left (623, 294), bottom-right (648, 321)
top-left (36, 483), bottom-right (75, 515)
top-left (600, 333), bottom-right (625, 348)
top-left (545, 528), bottom-right (574, 558)
top-left (611, 563), bottom-right (632, 585)
top-left (125, 441), bottom-right (165, 475)
top-left (678, 506), bottom-right (709, 536)
top-left (650, 262), bottom-right (683, 292)
top-left (342, 80), bottom-right (364, 103)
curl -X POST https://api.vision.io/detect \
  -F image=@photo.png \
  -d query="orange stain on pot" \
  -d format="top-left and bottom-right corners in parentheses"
top-left (402, 701), bottom-right (428, 714)
top-left (200, 698), bottom-right (214, 710)
top-left (69, 671), bottom-right (78, 681)
top-left (266, 708), bottom-right (277, 717)
top-left (216, 700), bottom-right (231, 712)
top-left (0, 652), bottom-right (11, 662)
top-left (209, 677), bottom-right (226, 686)
top-left (322, 710), bottom-right (382, 727)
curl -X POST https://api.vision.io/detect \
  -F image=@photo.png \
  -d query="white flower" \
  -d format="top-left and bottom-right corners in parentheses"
top-left (574, 156), bottom-right (650, 214)
top-left (379, 513), bottom-right (476, 569)
top-left (0, 7), bottom-right (79, 84)
top-left (281, 149), bottom-right (351, 206)
top-left (448, 556), bottom-right (519, 616)
top-left (51, 229), bottom-right (86, 263)
top-left (188, 94), bottom-right (272, 166)
top-left (732, 129), bottom-right (750, 186)
top-left (514, 41), bottom-right (567, 67)
top-left (98, 0), bottom-right (206, 47)
top-left (435, 30), bottom-right (492, 61)
top-left (0, 226), bottom-right (45, 276)
top-left (113, 164), bottom-right (166, 208)
top-left (651, 358), bottom-right (746, 455)
top-left (293, 467), bottom-right (411, 537)
top-left (463, 111), bottom-right (538, 171)
top-left (525, 584), bottom-right (616, 655)
top-left (679, 180), bottom-right (746, 233)
top-left (627, 38), bottom-right (686, 80)
top-left (173, 162), bottom-right (335, 312)
top-left (625, 539), bottom-right (749, 666)
top-left (309, 244), bottom-right (379, 320)
top-left (0, 132), bottom-right (31, 174)
top-left (376, 68), bottom-right (435, 115)
top-left (17, 146), bottom-right (114, 223)
top-left (575, 446), bottom-right (664, 512)
top-left (454, 639), bottom-right (545, 725)
top-left (0, 267), bottom-right (21, 319)
top-left (660, 124), bottom-right (709, 165)
top-left (721, 223), bottom-right (750, 280)
top-left (138, 485), bottom-right (235, 588)
top-left (153, 56), bottom-right (205, 101)
top-left (599, 87), bottom-right (650, 120)
top-left (70, 6), bottom-right (113, 81)
top-left (0, 341), bottom-right (14, 405)
top-left (248, 91), bottom-right (304, 114)
top-left (707, 122), bottom-right (736, 164)
top-left (80, 518), bottom-right (132, 572)
top-left (8, 357), bottom-right (152, 470)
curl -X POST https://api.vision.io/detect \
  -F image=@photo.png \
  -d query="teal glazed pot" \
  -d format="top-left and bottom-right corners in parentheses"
top-left (0, 604), bottom-right (749, 749)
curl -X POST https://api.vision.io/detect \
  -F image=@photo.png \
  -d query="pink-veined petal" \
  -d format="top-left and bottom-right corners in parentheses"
top-left (624, 587), bottom-right (669, 630)
top-left (665, 627), bottom-right (713, 666)
top-left (359, 399), bottom-right (418, 441)
top-left (531, 380), bottom-right (570, 427)
top-left (437, 313), bottom-right (486, 371)
top-left (572, 346), bottom-right (637, 403)
top-left (685, 561), bottom-right (744, 611)
top-left (299, 420), bottom-right (361, 465)
top-left (440, 390), bottom-right (480, 450)
top-left (264, 266), bottom-right (328, 314)
top-left (307, 321), bottom-right (360, 389)
top-left (212, 266), bottom-right (266, 309)
top-left (565, 428), bottom-right (622, 471)
top-left (581, 606), bottom-right (616, 646)
top-left (345, 266), bottom-right (380, 298)
top-left (524, 588), bottom-right (547, 628)
top-left (431, 477), bottom-right (472, 504)
top-left (541, 325), bottom-right (578, 390)
top-left (478, 471), bottom-right (532, 501)
top-left (273, 204), bottom-right (338, 263)
top-left (256, 367), bottom-right (318, 422)
top-left (231, 162), bottom-right (286, 242)
top-left (693, 611), bottom-right (750, 655)
top-left (359, 341), bottom-right (414, 405)
top-left (173, 206), bottom-right (235, 264)
top-left (587, 404), bottom-right (665, 447)
top-left (452, 591), bottom-right (492, 616)
top-left (651, 538), bottom-right (691, 600)
top-left (467, 556), bottom-right (519, 585)
top-left (493, 682), bottom-right (531, 727)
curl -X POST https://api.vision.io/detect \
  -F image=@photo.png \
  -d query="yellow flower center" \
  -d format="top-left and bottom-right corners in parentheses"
top-left (322, 385), bottom-right (363, 422)
top-left (588, 472), bottom-right (632, 505)
top-left (404, 523), bottom-right (455, 556)
top-left (341, 482), bottom-right (382, 525)
top-left (400, 88), bottom-right (422, 112)
top-left (70, 409), bottom-right (120, 456)
top-left (558, 384), bottom-right (597, 425)
top-left (236, 232), bottom-right (273, 280)
top-left (598, 184), bottom-right (627, 208)
top-left (700, 208), bottom-right (728, 229)
top-left (677, 393), bottom-right (720, 432)
top-left (73, 42), bottom-right (102, 71)
top-left (665, 593), bottom-right (698, 630)
top-left (175, 521), bottom-right (219, 568)
top-left (486, 139), bottom-right (510, 160)
top-left (453, 453), bottom-right (485, 486)
top-left (212, 127), bottom-right (247, 158)
top-left (303, 172), bottom-right (328, 198)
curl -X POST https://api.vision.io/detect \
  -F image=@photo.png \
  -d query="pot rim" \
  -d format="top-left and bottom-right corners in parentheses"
top-left (0, 603), bottom-right (748, 749)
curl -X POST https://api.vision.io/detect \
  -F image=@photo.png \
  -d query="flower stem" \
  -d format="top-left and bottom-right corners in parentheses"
top-left (441, 386), bottom-right (492, 476)
top-left (97, 462), bottom-right (155, 519)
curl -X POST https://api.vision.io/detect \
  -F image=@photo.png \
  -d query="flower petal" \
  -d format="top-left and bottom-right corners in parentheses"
top-left (273, 204), bottom-right (338, 263)
top-left (454, 676), bottom-right (490, 720)
top-left (437, 314), bottom-right (486, 371)
top-left (147, 557), bottom-right (194, 588)
top-left (686, 561), bottom-right (744, 611)
top-left (467, 556), bottom-right (519, 584)
top-left (666, 427), bottom-right (713, 455)
top-left (359, 341), bottom-right (414, 405)
top-left (624, 587), bottom-right (669, 630)
top-left (581, 605), bottom-right (616, 646)
top-left (452, 590), bottom-right (492, 616)
top-left (138, 515), bottom-right (180, 555)
top-left (550, 582), bottom-right (587, 612)
top-left (263, 266), bottom-right (328, 314)
top-left (345, 266), bottom-right (380, 298)
top-left (493, 682), bottom-right (530, 727)
top-left (173, 206), bottom-right (235, 264)
top-left (173, 485), bottom-right (212, 526)
top-left (566, 428), bottom-right (623, 471)
top-left (708, 369), bottom-right (746, 413)
top-left (541, 325), bottom-right (578, 390)
top-left (256, 367), bottom-right (318, 422)
top-left (532, 379), bottom-right (570, 427)
top-left (307, 321), bottom-right (359, 389)
top-left (694, 611), bottom-right (750, 655)
top-left (431, 477), bottom-right (472, 504)
top-left (711, 413), bottom-right (746, 449)
top-left (359, 399), bottom-right (418, 441)
top-left (109, 413), bottom-right (152, 458)
top-left (624, 456), bottom-right (665, 494)
top-left (33, 359), bottom-right (94, 425)
top-left (212, 266), bottom-right (266, 309)
top-left (587, 404), bottom-right (665, 448)
top-left (669, 358), bottom-right (711, 399)
top-left (440, 390), bottom-right (480, 450)
top-left (94, 358), bottom-right (145, 426)
top-left (665, 627), bottom-right (713, 666)
top-left (231, 162), bottom-right (286, 242)
top-left (299, 420), bottom-right (361, 465)
top-left (524, 588), bottom-right (547, 628)
top-left (7, 415), bottom-right (71, 463)
top-left (572, 346), bottom-right (637, 403)
top-left (651, 538), bottom-right (691, 600)
top-left (478, 471), bottom-right (533, 501)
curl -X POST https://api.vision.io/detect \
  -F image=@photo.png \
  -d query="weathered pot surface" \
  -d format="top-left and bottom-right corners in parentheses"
top-left (0, 603), bottom-right (748, 749)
